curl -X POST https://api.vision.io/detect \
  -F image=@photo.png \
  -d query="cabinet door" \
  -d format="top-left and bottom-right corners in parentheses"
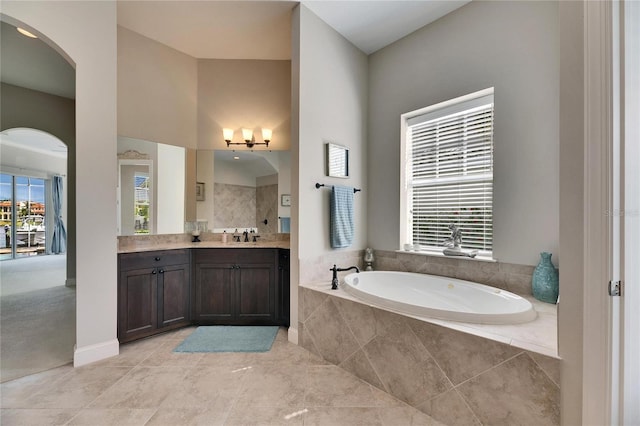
top-left (193, 263), bottom-right (234, 322)
top-left (278, 250), bottom-right (290, 326)
top-left (236, 263), bottom-right (275, 321)
top-left (158, 263), bottom-right (190, 328)
top-left (118, 267), bottom-right (157, 342)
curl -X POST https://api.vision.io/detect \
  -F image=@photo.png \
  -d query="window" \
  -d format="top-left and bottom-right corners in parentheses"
top-left (400, 89), bottom-right (494, 256)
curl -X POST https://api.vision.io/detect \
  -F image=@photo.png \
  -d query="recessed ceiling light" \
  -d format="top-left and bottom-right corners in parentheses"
top-left (233, 156), bottom-right (240, 160)
top-left (17, 27), bottom-right (38, 38)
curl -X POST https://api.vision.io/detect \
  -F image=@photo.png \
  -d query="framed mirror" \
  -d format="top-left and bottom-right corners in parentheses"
top-left (325, 142), bottom-right (349, 178)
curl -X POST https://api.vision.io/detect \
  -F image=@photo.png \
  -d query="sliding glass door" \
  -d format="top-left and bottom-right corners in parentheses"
top-left (0, 173), bottom-right (47, 260)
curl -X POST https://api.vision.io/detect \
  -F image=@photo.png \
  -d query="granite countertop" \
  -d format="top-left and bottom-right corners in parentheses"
top-left (118, 234), bottom-right (290, 254)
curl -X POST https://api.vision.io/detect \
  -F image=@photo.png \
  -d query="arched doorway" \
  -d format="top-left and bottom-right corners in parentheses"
top-left (0, 19), bottom-right (76, 382)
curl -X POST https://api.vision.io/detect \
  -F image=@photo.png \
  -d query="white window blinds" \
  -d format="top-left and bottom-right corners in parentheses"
top-left (406, 94), bottom-right (494, 253)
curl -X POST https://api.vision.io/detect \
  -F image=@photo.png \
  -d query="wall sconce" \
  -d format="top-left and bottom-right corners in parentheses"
top-left (224, 128), bottom-right (271, 148)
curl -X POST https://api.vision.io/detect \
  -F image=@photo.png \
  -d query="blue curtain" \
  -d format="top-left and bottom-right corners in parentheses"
top-left (51, 175), bottom-right (67, 254)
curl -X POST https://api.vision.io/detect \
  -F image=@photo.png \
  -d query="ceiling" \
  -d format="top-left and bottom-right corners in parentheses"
top-left (117, 0), bottom-right (470, 59)
top-left (0, 21), bottom-right (75, 99)
top-left (0, 1), bottom-right (470, 99)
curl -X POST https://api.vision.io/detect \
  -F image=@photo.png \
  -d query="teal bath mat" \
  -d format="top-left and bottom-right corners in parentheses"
top-left (173, 326), bottom-right (279, 353)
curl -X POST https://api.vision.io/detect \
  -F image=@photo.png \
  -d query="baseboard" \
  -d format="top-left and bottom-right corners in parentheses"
top-left (73, 339), bottom-right (119, 367)
top-left (288, 327), bottom-right (299, 345)
top-left (65, 278), bottom-right (76, 288)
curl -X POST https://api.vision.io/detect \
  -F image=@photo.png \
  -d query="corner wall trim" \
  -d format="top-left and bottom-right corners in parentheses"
top-left (288, 327), bottom-right (299, 345)
top-left (73, 339), bottom-right (119, 367)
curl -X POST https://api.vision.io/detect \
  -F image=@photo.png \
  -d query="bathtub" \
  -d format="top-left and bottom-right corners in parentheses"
top-left (342, 271), bottom-right (537, 324)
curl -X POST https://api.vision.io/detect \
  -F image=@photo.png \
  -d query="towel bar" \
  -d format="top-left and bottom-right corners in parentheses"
top-left (315, 183), bottom-right (361, 193)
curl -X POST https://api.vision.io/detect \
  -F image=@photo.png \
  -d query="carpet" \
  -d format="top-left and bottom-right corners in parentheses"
top-left (173, 326), bottom-right (279, 353)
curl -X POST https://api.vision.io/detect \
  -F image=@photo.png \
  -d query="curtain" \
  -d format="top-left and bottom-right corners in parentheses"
top-left (51, 175), bottom-right (67, 254)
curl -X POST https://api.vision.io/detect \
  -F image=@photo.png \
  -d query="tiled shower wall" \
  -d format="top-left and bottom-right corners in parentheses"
top-left (299, 286), bottom-right (560, 426)
top-left (256, 184), bottom-right (278, 234)
top-left (213, 183), bottom-right (256, 229)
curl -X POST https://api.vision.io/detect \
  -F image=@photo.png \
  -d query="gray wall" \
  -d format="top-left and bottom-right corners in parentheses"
top-left (0, 83), bottom-right (76, 283)
top-left (367, 1), bottom-right (559, 266)
top-left (296, 5), bottom-right (368, 260)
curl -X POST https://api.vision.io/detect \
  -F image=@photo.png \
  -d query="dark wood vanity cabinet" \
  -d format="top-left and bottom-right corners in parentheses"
top-left (192, 248), bottom-right (281, 325)
top-left (118, 246), bottom-right (290, 342)
top-left (118, 250), bottom-right (190, 343)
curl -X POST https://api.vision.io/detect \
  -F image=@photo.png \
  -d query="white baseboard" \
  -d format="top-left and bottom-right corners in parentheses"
top-left (73, 339), bottom-right (119, 367)
top-left (288, 327), bottom-right (299, 345)
top-left (65, 278), bottom-right (76, 287)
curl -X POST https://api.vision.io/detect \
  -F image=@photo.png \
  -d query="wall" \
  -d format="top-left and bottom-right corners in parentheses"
top-left (117, 26), bottom-right (197, 149)
top-left (197, 59), bottom-right (291, 151)
top-left (0, 83), bottom-right (76, 282)
top-left (295, 5), bottom-right (368, 260)
top-left (290, 5), bottom-right (368, 343)
top-left (157, 143), bottom-right (185, 234)
top-left (1, 1), bottom-right (119, 366)
top-left (368, 1), bottom-right (559, 267)
top-left (558, 2), bottom-right (584, 424)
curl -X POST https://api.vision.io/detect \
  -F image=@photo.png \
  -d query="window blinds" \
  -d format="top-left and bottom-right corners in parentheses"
top-left (407, 98), bottom-right (494, 252)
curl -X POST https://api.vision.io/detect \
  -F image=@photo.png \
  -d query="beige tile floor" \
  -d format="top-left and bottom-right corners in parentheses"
top-left (1, 327), bottom-right (443, 426)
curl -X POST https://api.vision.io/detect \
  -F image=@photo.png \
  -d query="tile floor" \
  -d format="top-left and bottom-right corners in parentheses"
top-left (0, 327), bottom-right (443, 425)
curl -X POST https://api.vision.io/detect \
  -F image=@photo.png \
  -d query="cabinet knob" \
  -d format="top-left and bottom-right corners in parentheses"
top-left (159, 269), bottom-right (164, 274)
top-left (155, 257), bottom-right (161, 261)
top-left (152, 269), bottom-right (157, 275)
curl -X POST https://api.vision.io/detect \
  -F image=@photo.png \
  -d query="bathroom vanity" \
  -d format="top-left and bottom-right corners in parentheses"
top-left (117, 245), bottom-right (290, 343)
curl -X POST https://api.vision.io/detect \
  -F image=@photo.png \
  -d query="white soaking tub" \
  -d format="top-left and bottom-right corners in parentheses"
top-left (342, 271), bottom-right (537, 324)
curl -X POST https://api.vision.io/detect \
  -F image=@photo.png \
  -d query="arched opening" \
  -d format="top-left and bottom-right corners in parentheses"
top-left (0, 19), bottom-right (76, 382)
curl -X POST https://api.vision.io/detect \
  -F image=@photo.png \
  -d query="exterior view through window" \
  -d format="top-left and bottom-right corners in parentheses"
top-left (0, 173), bottom-right (46, 260)
top-left (401, 89), bottom-right (494, 256)
top-left (134, 173), bottom-right (150, 234)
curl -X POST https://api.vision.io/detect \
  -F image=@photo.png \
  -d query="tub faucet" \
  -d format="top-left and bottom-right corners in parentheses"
top-left (330, 264), bottom-right (360, 290)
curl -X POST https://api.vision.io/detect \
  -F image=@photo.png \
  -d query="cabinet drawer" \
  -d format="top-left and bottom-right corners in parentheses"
top-left (120, 249), bottom-right (190, 271)
top-left (193, 248), bottom-right (276, 264)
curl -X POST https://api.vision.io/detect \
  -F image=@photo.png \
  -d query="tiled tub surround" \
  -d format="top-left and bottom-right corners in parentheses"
top-left (374, 249), bottom-right (539, 297)
top-left (300, 249), bottom-right (557, 355)
top-left (299, 284), bottom-right (560, 426)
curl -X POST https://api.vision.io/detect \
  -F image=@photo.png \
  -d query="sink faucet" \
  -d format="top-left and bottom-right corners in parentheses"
top-left (243, 230), bottom-right (249, 242)
top-left (329, 264), bottom-right (360, 290)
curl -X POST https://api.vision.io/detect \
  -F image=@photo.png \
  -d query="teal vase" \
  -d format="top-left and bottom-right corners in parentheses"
top-left (532, 252), bottom-right (559, 304)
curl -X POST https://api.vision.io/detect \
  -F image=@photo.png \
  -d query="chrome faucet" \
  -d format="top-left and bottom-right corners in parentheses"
top-left (330, 264), bottom-right (360, 290)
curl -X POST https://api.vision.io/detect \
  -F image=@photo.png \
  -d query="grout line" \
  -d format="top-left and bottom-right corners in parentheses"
top-left (452, 387), bottom-right (484, 426)
top-left (525, 352), bottom-right (561, 389)
top-left (452, 350), bottom-right (525, 389)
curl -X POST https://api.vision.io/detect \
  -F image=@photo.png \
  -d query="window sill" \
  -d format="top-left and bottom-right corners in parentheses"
top-left (394, 249), bottom-right (497, 263)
